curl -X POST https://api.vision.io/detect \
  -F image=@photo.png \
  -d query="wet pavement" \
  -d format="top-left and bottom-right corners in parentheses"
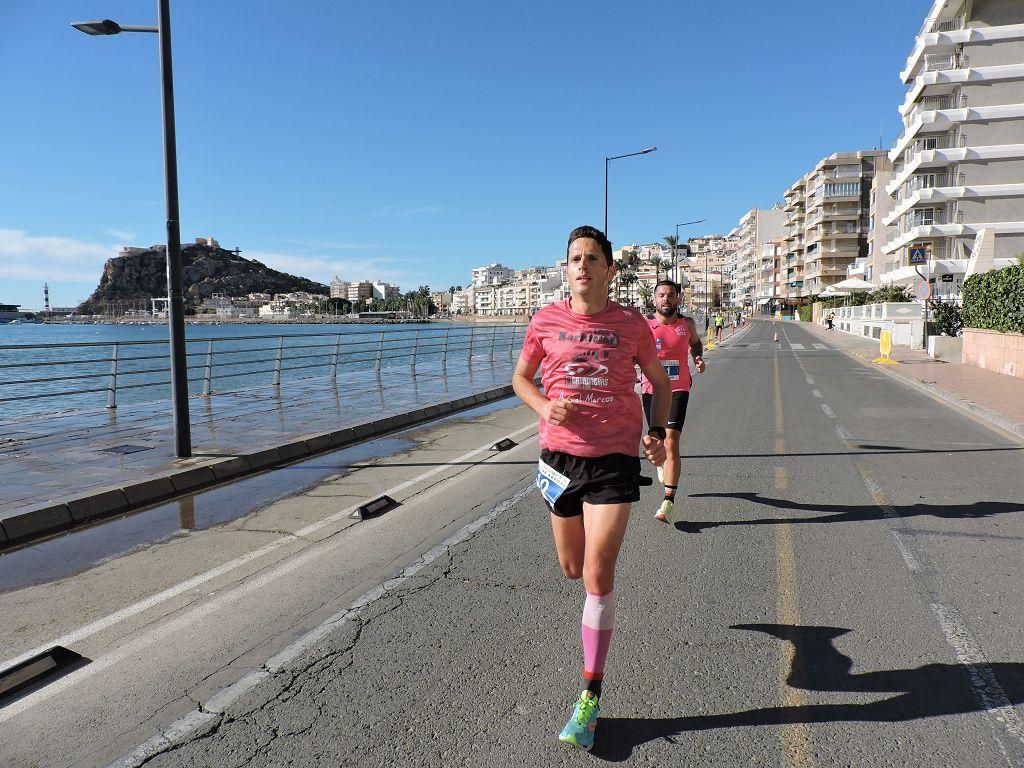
top-left (0, 398), bottom-right (517, 592)
top-left (0, 354), bottom-right (519, 541)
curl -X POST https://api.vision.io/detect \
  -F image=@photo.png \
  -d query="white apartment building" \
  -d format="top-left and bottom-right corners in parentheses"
top-left (347, 281), bottom-right (374, 305)
top-left (883, 0), bottom-right (1024, 286)
top-left (777, 151), bottom-right (885, 302)
top-left (372, 282), bottom-right (400, 301)
top-left (471, 263), bottom-right (515, 287)
top-left (473, 264), bottom-right (562, 316)
top-left (450, 286), bottom-right (474, 315)
top-left (258, 300), bottom-right (293, 319)
top-left (780, 176), bottom-right (808, 309)
top-left (754, 238), bottom-right (786, 313)
top-left (866, 156), bottom-right (895, 284)
top-left (330, 276), bottom-right (350, 299)
top-left (732, 208), bottom-right (786, 309)
top-left (802, 151), bottom-right (886, 296)
top-left (687, 235), bottom-right (737, 309)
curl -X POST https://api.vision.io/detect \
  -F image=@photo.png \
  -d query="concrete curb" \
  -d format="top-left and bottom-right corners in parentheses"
top-left (794, 321), bottom-right (1024, 442)
top-left (0, 384), bottom-right (517, 551)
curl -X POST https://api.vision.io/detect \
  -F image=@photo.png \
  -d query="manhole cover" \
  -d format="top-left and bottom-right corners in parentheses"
top-left (100, 444), bottom-right (154, 455)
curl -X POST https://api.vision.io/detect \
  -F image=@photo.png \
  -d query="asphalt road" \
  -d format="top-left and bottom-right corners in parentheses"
top-left (3, 320), bottom-right (1023, 767)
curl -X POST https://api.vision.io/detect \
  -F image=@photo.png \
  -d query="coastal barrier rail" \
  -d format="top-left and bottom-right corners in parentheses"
top-left (0, 324), bottom-right (526, 421)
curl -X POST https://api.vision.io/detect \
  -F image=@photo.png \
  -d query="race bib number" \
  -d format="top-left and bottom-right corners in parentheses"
top-left (661, 359), bottom-right (680, 381)
top-left (536, 459), bottom-right (570, 506)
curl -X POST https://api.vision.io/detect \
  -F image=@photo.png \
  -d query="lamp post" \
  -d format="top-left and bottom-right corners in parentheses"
top-left (604, 147), bottom-right (657, 239)
top-left (673, 218), bottom-right (706, 285)
top-left (73, 1), bottom-right (192, 458)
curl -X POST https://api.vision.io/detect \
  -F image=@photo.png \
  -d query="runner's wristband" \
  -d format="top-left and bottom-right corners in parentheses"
top-left (647, 427), bottom-right (666, 441)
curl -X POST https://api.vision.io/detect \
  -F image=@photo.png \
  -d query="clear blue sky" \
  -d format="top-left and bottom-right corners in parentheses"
top-left (1, 0), bottom-right (929, 309)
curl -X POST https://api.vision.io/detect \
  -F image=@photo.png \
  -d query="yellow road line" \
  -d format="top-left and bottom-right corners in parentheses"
top-left (773, 351), bottom-right (815, 767)
top-left (776, 523), bottom-right (815, 767)
top-left (774, 354), bottom-right (784, 435)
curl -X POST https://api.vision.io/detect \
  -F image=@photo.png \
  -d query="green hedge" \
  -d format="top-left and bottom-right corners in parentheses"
top-left (797, 305), bottom-right (812, 322)
top-left (962, 259), bottom-right (1024, 334)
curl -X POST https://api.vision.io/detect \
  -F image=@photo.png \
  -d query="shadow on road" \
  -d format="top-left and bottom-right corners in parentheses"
top-left (592, 624), bottom-right (1024, 762)
top-left (676, 492), bottom-right (1024, 532)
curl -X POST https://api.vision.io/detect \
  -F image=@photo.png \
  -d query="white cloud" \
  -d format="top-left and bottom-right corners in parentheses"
top-left (246, 249), bottom-right (428, 288)
top-left (104, 228), bottom-right (136, 241)
top-left (261, 238), bottom-right (380, 250)
top-left (0, 228), bottom-right (120, 283)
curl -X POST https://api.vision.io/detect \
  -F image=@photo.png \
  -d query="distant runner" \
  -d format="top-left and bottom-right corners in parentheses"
top-left (513, 225), bottom-right (671, 751)
top-left (714, 312), bottom-right (725, 340)
top-left (640, 280), bottom-right (705, 523)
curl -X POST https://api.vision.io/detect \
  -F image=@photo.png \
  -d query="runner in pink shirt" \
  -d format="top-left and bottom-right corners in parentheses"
top-left (639, 280), bottom-right (705, 523)
top-left (513, 225), bottom-right (671, 751)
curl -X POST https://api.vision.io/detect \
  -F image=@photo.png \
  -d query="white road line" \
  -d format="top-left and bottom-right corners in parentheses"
top-left (821, 404), bottom-right (837, 418)
top-left (828, 406), bottom-right (1022, 759)
top-left (0, 421), bottom-right (539, 678)
top-left (812, 343), bottom-right (828, 350)
top-left (1, 435), bottom-right (540, 725)
top-left (805, 376), bottom-right (815, 386)
top-left (812, 389), bottom-right (822, 399)
top-left (790, 343), bottom-right (805, 350)
top-left (107, 483), bottom-right (537, 768)
top-left (931, 603), bottom-right (1024, 745)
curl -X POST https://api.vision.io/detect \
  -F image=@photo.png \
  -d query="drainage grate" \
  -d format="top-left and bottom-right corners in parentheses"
top-left (100, 444), bottom-right (154, 455)
top-left (0, 646), bottom-right (85, 701)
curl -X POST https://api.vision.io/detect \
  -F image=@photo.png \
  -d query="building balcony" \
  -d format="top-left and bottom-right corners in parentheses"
top-left (893, 94), bottom-right (1024, 161)
top-left (903, 20), bottom-right (1024, 84)
top-left (803, 263), bottom-right (852, 281)
top-left (887, 181), bottom-right (1024, 226)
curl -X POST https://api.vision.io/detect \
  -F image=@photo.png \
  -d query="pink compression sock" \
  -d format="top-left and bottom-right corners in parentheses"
top-left (582, 590), bottom-right (615, 681)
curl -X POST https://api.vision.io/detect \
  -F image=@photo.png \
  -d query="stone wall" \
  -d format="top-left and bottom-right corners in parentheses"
top-left (962, 328), bottom-right (1024, 378)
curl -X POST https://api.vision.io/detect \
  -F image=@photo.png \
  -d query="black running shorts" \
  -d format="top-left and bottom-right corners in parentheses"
top-left (537, 449), bottom-right (641, 518)
top-left (642, 391), bottom-right (689, 432)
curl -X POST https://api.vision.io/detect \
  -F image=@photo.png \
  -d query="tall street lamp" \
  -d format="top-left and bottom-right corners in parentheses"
top-left (673, 218), bottom-right (706, 285)
top-left (604, 147), bottom-right (657, 239)
top-left (73, 1), bottom-right (192, 458)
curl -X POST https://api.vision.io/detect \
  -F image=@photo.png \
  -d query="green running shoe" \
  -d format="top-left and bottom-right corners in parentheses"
top-left (654, 499), bottom-right (675, 524)
top-left (558, 690), bottom-right (600, 750)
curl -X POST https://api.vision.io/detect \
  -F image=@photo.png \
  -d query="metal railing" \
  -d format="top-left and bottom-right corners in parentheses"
top-left (0, 324), bottom-right (527, 422)
top-left (924, 52), bottom-right (969, 72)
top-left (933, 16), bottom-right (966, 34)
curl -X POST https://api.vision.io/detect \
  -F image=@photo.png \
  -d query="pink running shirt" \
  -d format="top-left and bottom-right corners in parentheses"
top-left (521, 299), bottom-right (658, 458)
top-left (640, 316), bottom-right (693, 394)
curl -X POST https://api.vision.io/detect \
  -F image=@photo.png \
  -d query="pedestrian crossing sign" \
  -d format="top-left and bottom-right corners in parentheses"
top-left (908, 247), bottom-right (927, 265)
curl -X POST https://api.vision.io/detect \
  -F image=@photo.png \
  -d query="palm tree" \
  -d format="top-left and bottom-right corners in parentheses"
top-left (662, 236), bottom-right (680, 283)
top-left (638, 282), bottom-right (652, 312)
top-left (620, 269), bottom-right (639, 307)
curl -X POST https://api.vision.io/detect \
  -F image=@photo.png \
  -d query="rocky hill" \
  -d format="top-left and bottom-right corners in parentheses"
top-left (77, 243), bottom-right (328, 313)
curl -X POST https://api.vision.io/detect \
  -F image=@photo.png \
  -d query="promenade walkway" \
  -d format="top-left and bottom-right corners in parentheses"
top-left (793, 320), bottom-right (1024, 440)
top-left (0, 356), bottom-right (518, 546)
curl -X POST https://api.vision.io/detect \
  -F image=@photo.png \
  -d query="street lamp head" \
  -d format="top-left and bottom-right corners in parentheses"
top-left (641, 146), bottom-right (657, 154)
top-left (72, 19), bottom-right (122, 35)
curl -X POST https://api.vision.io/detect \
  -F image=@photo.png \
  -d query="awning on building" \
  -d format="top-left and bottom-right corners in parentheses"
top-left (756, 297), bottom-right (771, 306)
